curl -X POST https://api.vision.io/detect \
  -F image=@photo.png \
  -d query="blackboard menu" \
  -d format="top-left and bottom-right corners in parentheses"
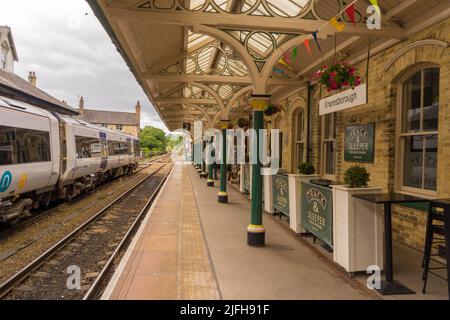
top-left (344, 123), bottom-right (375, 163)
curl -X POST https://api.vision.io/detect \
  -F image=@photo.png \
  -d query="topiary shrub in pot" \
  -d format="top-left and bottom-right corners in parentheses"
top-left (344, 165), bottom-right (370, 188)
top-left (298, 162), bottom-right (315, 175)
top-left (237, 118), bottom-right (250, 129)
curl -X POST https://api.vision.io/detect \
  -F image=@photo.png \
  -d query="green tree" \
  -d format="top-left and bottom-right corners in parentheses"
top-left (166, 134), bottom-right (183, 151)
top-left (140, 126), bottom-right (167, 154)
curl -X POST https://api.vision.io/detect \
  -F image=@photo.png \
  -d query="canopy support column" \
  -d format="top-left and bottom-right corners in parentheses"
top-left (218, 120), bottom-right (231, 203)
top-left (247, 95), bottom-right (271, 247)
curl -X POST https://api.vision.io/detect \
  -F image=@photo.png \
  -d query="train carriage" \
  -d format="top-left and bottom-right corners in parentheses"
top-left (0, 97), bottom-right (60, 222)
top-left (0, 97), bottom-right (141, 223)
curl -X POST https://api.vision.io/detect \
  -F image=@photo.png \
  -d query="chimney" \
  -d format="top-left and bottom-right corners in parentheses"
top-left (135, 101), bottom-right (141, 128)
top-left (79, 96), bottom-right (84, 114)
top-left (28, 71), bottom-right (37, 87)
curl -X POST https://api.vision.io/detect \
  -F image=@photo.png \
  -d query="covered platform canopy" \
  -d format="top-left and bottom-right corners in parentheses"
top-left (87, 0), bottom-right (448, 131)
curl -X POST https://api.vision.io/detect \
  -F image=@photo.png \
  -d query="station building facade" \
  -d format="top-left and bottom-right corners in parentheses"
top-left (261, 19), bottom-right (449, 251)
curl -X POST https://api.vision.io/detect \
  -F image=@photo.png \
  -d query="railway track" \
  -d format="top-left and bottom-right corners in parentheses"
top-left (0, 154), bottom-right (170, 239)
top-left (0, 161), bottom-right (173, 300)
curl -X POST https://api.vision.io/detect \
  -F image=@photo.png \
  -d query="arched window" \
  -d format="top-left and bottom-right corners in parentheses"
top-left (293, 108), bottom-right (305, 172)
top-left (397, 66), bottom-right (439, 195)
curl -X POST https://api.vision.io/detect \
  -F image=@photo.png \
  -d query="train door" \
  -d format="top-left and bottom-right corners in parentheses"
top-left (100, 132), bottom-right (108, 170)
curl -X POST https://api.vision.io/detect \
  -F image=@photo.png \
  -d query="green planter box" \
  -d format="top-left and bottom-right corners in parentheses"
top-left (301, 181), bottom-right (333, 246)
top-left (273, 174), bottom-right (289, 217)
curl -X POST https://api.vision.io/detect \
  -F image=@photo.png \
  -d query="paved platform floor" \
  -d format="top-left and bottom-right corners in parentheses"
top-left (102, 163), bottom-right (373, 300)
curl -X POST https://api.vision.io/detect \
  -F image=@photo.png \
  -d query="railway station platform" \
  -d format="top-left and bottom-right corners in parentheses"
top-left (101, 163), bottom-right (373, 300)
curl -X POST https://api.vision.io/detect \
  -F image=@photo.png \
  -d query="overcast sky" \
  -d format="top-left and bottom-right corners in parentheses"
top-left (0, 0), bottom-right (167, 132)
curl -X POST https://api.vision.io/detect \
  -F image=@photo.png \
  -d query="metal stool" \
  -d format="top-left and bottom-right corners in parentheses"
top-left (422, 200), bottom-right (449, 298)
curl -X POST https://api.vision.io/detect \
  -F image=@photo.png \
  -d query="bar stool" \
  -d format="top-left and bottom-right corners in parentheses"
top-left (421, 200), bottom-right (449, 298)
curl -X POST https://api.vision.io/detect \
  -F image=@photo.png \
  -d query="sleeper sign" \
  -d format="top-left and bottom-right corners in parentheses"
top-left (0, 171), bottom-right (13, 193)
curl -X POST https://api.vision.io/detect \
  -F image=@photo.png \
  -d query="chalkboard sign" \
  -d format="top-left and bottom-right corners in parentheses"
top-left (273, 174), bottom-right (289, 216)
top-left (344, 123), bottom-right (375, 163)
top-left (301, 182), bottom-right (333, 246)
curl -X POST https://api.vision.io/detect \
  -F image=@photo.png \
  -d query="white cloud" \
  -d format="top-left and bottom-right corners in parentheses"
top-left (0, 0), bottom-right (168, 133)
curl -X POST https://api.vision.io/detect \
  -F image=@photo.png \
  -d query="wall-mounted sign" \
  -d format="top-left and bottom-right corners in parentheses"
top-left (344, 123), bottom-right (375, 163)
top-left (319, 83), bottom-right (367, 116)
top-left (301, 182), bottom-right (333, 246)
top-left (273, 174), bottom-right (289, 216)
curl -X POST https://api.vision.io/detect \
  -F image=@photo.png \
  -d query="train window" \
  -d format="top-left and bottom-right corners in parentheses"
top-left (16, 128), bottom-right (51, 163)
top-left (134, 140), bottom-right (140, 157)
top-left (0, 126), bottom-right (16, 165)
top-left (76, 136), bottom-right (101, 159)
top-left (107, 140), bottom-right (128, 155)
top-left (0, 125), bottom-right (50, 165)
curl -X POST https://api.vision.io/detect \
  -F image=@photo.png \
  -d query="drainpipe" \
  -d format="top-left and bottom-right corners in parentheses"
top-left (306, 82), bottom-right (312, 164)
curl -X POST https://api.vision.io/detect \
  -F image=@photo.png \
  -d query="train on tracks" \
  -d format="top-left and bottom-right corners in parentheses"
top-left (0, 96), bottom-right (141, 224)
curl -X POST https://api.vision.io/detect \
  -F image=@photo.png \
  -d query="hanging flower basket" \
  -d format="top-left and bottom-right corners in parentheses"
top-left (314, 62), bottom-right (362, 92)
top-left (237, 118), bottom-right (250, 128)
top-left (264, 104), bottom-right (281, 116)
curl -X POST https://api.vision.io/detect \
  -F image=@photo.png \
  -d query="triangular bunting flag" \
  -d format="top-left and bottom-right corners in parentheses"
top-left (283, 51), bottom-right (292, 65)
top-left (304, 39), bottom-right (312, 56)
top-left (345, 4), bottom-right (356, 26)
top-left (312, 31), bottom-right (321, 52)
top-left (329, 17), bottom-right (346, 32)
top-left (273, 67), bottom-right (284, 74)
top-left (278, 57), bottom-right (293, 70)
top-left (292, 47), bottom-right (298, 61)
top-left (369, 0), bottom-right (381, 17)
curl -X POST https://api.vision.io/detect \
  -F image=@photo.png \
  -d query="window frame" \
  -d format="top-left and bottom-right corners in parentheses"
top-left (320, 113), bottom-right (337, 181)
top-left (0, 43), bottom-right (8, 69)
top-left (292, 107), bottom-right (306, 173)
top-left (395, 64), bottom-right (439, 198)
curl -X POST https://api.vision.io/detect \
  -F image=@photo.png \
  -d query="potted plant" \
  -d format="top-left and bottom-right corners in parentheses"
top-left (314, 61), bottom-right (362, 92)
top-left (343, 165), bottom-right (370, 188)
top-left (331, 165), bottom-right (383, 274)
top-left (264, 104), bottom-right (281, 116)
top-left (237, 118), bottom-right (250, 129)
top-left (298, 162), bottom-right (315, 175)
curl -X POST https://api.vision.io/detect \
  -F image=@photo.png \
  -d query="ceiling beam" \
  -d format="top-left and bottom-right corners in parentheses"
top-left (154, 98), bottom-right (217, 104)
top-left (106, 7), bottom-right (406, 39)
top-left (145, 73), bottom-right (252, 84)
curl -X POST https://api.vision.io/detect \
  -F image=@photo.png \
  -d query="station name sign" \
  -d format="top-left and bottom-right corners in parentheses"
top-left (319, 83), bottom-right (367, 116)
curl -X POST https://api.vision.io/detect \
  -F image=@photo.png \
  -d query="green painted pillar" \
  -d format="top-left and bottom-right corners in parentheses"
top-left (218, 120), bottom-right (231, 203)
top-left (247, 95), bottom-right (270, 247)
top-left (207, 139), bottom-right (214, 187)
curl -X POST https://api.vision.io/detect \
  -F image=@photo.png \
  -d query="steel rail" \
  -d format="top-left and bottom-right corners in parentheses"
top-left (0, 162), bottom-right (171, 299)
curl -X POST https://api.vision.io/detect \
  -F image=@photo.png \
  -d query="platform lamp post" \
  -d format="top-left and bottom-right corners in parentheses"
top-left (247, 95), bottom-right (270, 247)
top-left (218, 120), bottom-right (231, 203)
top-left (207, 136), bottom-right (215, 187)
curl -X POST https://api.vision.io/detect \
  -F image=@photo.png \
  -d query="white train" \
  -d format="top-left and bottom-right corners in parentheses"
top-left (0, 97), bottom-right (140, 224)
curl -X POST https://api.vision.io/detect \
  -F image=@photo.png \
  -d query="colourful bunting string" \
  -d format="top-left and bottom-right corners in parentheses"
top-left (312, 31), bottom-right (321, 52)
top-left (283, 51), bottom-right (292, 65)
top-left (304, 39), bottom-right (312, 56)
top-left (345, 4), bottom-right (356, 26)
top-left (329, 17), bottom-right (346, 32)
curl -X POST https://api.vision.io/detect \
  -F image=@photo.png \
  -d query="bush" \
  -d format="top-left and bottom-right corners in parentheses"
top-left (237, 118), bottom-right (250, 128)
top-left (344, 165), bottom-right (370, 188)
top-left (298, 163), bottom-right (315, 175)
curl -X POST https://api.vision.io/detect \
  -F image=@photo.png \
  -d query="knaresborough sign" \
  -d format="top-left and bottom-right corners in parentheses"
top-left (344, 123), bottom-right (375, 163)
top-left (272, 174), bottom-right (289, 216)
top-left (301, 182), bottom-right (333, 246)
top-left (319, 83), bottom-right (367, 116)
